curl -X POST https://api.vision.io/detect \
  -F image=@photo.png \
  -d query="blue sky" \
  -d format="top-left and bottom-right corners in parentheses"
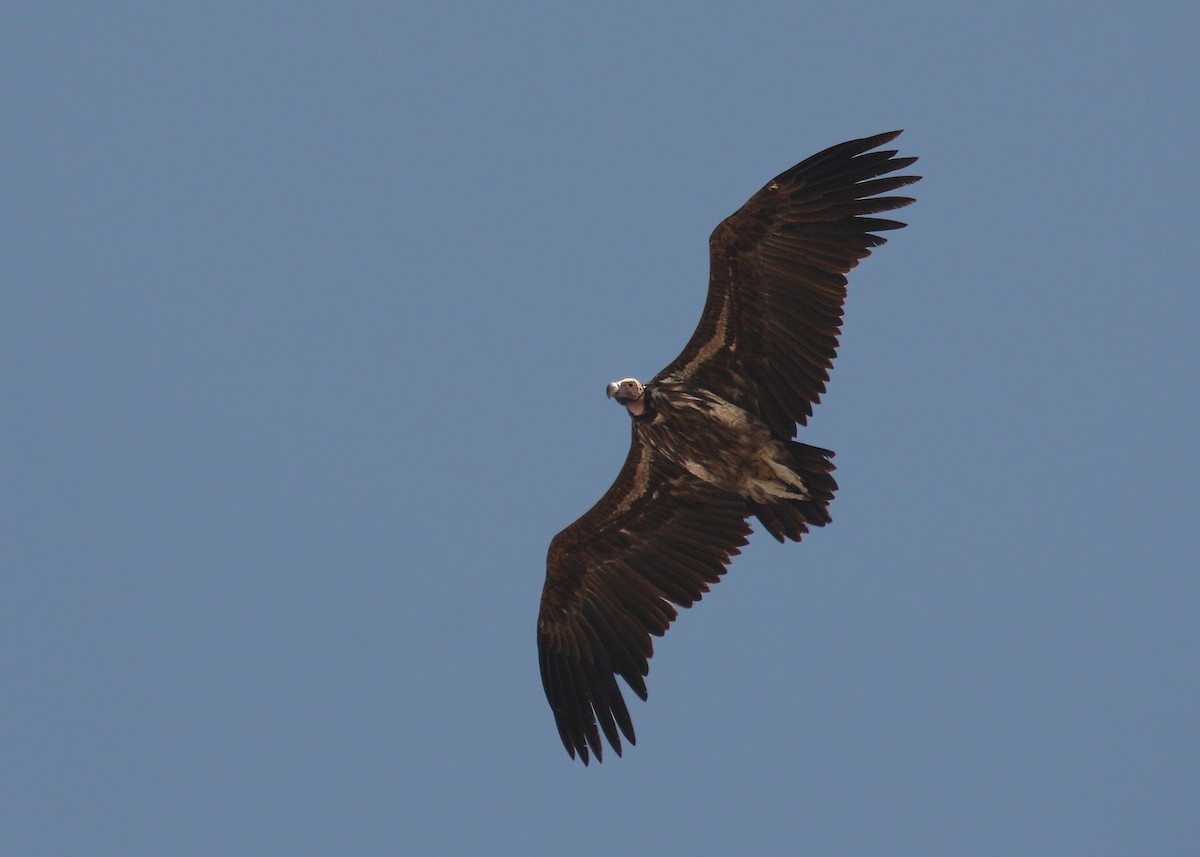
top-left (4, 2), bottom-right (1198, 855)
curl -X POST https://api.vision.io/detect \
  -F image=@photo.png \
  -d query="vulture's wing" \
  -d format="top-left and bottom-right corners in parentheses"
top-left (657, 130), bottom-right (921, 437)
top-left (537, 430), bottom-right (752, 764)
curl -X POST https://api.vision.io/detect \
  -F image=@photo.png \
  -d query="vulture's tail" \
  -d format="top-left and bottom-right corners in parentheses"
top-left (750, 441), bottom-right (837, 543)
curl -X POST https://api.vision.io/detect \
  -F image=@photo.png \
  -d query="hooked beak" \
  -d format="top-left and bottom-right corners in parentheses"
top-left (606, 382), bottom-right (620, 399)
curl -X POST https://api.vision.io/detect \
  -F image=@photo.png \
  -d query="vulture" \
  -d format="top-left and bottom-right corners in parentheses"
top-left (537, 131), bottom-right (920, 764)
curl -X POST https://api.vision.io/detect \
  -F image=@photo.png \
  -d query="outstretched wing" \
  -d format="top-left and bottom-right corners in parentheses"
top-left (537, 430), bottom-right (752, 765)
top-left (657, 130), bottom-right (921, 438)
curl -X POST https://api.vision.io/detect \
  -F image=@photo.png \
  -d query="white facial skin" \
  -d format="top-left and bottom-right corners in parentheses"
top-left (606, 378), bottom-right (646, 416)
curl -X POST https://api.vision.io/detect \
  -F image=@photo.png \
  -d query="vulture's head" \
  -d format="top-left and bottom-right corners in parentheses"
top-left (606, 378), bottom-right (646, 416)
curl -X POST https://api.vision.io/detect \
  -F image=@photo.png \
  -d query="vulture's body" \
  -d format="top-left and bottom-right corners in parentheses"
top-left (537, 131), bottom-right (921, 764)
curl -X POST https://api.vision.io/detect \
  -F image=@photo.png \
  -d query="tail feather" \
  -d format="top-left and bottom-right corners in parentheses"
top-left (752, 441), bottom-right (837, 543)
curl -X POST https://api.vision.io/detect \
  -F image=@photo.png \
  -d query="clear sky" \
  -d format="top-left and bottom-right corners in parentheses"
top-left (4, 2), bottom-right (1198, 855)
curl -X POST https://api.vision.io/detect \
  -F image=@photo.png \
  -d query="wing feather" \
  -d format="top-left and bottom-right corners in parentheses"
top-left (657, 130), bottom-right (920, 437)
top-left (537, 432), bottom-right (751, 764)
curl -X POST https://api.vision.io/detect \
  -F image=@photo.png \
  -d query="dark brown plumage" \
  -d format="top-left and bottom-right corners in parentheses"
top-left (538, 131), bottom-right (920, 764)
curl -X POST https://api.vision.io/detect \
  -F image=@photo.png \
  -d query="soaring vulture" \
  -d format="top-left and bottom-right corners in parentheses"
top-left (537, 131), bottom-right (920, 764)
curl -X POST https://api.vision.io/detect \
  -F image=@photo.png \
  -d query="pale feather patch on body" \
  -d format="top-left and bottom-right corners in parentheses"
top-left (767, 457), bottom-right (811, 496)
top-left (680, 459), bottom-right (717, 484)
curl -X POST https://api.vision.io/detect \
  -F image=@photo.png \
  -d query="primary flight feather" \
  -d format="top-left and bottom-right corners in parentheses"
top-left (537, 131), bottom-right (921, 764)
